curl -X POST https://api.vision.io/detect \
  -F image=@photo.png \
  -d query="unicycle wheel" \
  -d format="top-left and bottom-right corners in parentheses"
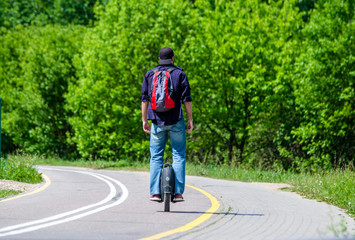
top-left (164, 192), bottom-right (170, 212)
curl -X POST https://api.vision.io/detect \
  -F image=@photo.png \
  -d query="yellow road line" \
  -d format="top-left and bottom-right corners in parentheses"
top-left (140, 184), bottom-right (220, 240)
top-left (0, 174), bottom-right (51, 203)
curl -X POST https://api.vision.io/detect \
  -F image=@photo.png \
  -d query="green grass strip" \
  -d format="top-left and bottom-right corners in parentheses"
top-left (0, 189), bottom-right (22, 199)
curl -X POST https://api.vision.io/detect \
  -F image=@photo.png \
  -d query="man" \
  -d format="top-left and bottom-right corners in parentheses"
top-left (140, 47), bottom-right (193, 202)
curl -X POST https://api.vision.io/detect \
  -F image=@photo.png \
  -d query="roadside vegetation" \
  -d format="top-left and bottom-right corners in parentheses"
top-left (0, 154), bottom-right (43, 199)
top-left (0, 154), bottom-right (43, 183)
top-left (185, 164), bottom-right (355, 218)
top-left (0, 189), bottom-right (21, 199)
top-left (0, 0), bottom-right (353, 219)
top-left (1, 0), bottom-right (354, 172)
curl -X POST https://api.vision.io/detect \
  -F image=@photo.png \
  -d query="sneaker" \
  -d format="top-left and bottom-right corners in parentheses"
top-left (149, 194), bottom-right (161, 201)
top-left (173, 194), bottom-right (184, 202)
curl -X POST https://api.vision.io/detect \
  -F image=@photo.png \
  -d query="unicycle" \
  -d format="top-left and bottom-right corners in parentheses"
top-left (160, 163), bottom-right (175, 212)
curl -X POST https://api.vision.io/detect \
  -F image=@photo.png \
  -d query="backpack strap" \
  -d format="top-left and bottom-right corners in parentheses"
top-left (152, 67), bottom-right (160, 73)
top-left (166, 66), bottom-right (177, 73)
top-left (152, 66), bottom-right (177, 73)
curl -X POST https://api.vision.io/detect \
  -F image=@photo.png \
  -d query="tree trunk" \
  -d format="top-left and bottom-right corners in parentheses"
top-left (228, 129), bottom-right (236, 163)
top-left (238, 93), bottom-right (250, 163)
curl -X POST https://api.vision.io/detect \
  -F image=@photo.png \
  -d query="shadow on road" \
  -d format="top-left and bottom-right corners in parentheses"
top-left (158, 211), bottom-right (264, 216)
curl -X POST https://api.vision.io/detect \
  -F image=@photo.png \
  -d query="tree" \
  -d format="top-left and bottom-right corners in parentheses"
top-left (66, 0), bottom-right (195, 160)
top-left (0, 0), bottom-right (103, 28)
top-left (292, 0), bottom-right (355, 170)
top-left (182, 0), bottom-right (304, 167)
top-left (0, 25), bottom-right (84, 156)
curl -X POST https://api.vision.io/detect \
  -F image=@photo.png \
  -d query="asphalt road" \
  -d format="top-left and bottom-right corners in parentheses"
top-left (0, 166), bottom-right (354, 240)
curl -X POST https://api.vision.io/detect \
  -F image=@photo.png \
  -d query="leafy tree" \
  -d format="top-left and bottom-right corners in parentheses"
top-left (0, 0), bottom-right (353, 171)
top-left (292, 0), bottom-right (355, 170)
top-left (296, 0), bottom-right (316, 22)
top-left (0, 25), bottom-right (84, 156)
top-left (252, 0), bottom-right (306, 170)
top-left (0, 0), bottom-right (104, 28)
top-left (66, 0), bottom-right (195, 160)
top-left (182, 0), bottom-right (304, 167)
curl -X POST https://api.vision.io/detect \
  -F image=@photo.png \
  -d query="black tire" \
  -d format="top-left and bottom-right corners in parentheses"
top-left (164, 192), bottom-right (170, 212)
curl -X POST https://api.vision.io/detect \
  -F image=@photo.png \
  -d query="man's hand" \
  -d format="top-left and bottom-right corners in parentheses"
top-left (143, 121), bottom-right (151, 134)
top-left (186, 119), bottom-right (193, 133)
top-left (183, 101), bottom-right (193, 133)
top-left (142, 101), bottom-right (151, 134)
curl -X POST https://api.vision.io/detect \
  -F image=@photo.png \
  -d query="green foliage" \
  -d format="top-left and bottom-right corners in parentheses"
top-left (0, 0), bottom-right (354, 171)
top-left (0, 0), bottom-right (104, 28)
top-left (291, 0), bottom-right (355, 170)
top-left (183, 0), bottom-right (305, 168)
top-left (0, 189), bottom-right (22, 199)
top-left (66, 0), bottom-right (195, 160)
top-left (0, 154), bottom-right (43, 183)
top-left (0, 24), bottom-right (85, 156)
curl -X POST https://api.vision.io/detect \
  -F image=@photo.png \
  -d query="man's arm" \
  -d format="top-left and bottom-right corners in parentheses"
top-left (142, 101), bottom-right (151, 134)
top-left (184, 101), bottom-right (193, 133)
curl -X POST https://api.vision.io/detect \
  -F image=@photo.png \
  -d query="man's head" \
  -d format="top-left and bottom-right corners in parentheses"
top-left (159, 47), bottom-right (174, 65)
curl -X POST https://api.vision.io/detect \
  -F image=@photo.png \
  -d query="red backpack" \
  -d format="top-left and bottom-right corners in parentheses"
top-left (149, 67), bottom-right (177, 112)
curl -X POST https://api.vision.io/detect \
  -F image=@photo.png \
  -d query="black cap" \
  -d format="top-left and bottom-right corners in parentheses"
top-left (159, 47), bottom-right (174, 65)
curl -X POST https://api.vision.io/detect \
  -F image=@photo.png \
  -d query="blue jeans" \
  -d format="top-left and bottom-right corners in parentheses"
top-left (150, 118), bottom-right (186, 195)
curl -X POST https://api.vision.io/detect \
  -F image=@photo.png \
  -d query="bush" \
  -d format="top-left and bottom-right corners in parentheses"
top-left (0, 154), bottom-right (43, 183)
top-left (0, 25), bottom-right (85, 156)
top-left (291, 0), bottom-right (355, 170)
top-left (0, 0), bottom-right (103, 28)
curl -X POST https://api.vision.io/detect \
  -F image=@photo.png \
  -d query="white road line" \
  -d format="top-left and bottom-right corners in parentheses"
top-left (0, 170), bottom-right (116, 233)
top-left (0, 167), bottom-right (129, 238)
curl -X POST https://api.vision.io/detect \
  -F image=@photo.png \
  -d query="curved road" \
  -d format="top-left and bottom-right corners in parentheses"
top-left (0, 166), bottom-right (354, 240)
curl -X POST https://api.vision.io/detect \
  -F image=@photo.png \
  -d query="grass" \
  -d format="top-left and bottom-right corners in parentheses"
top-left (33, 155), bottom-right (149, 171)
top-left (0, 154), bottom-right (43, 199)
top-left (0, 154), bottom-right (43, 184)
top-left (185, 164), bottom-right (355, 217)
top-left (0, 189), bottom-right (22, 199)
top-left (1, 154), bottom-right (354, 218)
